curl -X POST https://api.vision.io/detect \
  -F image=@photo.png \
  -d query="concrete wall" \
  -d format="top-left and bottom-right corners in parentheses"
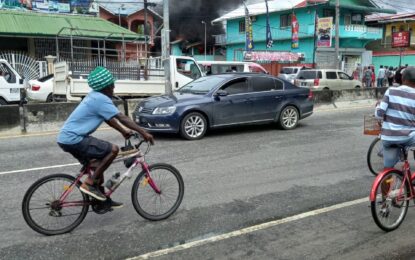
top-left (0, 88), bottom-right (387, 135)
top-left (0, 105), bottom-right (20, 135)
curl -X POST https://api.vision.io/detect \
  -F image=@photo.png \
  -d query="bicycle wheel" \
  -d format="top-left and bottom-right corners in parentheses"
top-left (131, 163), bottom-right (184, 221)
top-left (22, 174), bottom-right (89, 235)
top-left (371, 170), bottom-right (409, 232)
top-left (367, 137), bottom-right (384, 176)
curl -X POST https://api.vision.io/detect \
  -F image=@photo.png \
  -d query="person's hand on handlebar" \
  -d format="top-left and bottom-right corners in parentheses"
top-left (122, 130), bottom-right (135, 139)
top-left (142, 132), bottom-right (155, 145)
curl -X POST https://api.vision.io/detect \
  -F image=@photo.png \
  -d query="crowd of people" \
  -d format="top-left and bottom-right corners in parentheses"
top-left (354, 64), bottom-right (410, 88)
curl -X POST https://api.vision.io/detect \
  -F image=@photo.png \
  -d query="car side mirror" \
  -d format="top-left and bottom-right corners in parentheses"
top-left (215, 90), bottom-right (228, 97)
top-left (19, 78), bottom-right (24, 84)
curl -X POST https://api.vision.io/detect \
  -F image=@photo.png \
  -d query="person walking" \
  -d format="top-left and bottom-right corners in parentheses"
top-left (363, 66), bottom-right (373, 88)
top-left (377, 65), bottom-right (386, 88)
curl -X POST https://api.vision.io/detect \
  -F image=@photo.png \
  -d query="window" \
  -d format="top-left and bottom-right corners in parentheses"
top-left (251, 77), bottom-right (275, 92)
top-left (326, 71), bottom-right (338, 79)
top-left (297, 70), bottom-right (322, 79)
top-left (239, 20), bottom-right (245, 33)
top-left (222, 78), bottom-right (249, 95)
top-left (176, 59), bottom-right (201, 80)
top-left (323, 9), bottom-right (335, 23)
top-left (274, 79), bottom-right (284, 90)
top-left (351, 14), bottom-right (362, 24)
top-left (338, 72), bottom-right (351, 80)
top-left (391, 26), bottom-right (397, 33)
top-left (280, 14), bottom-right (292, 28)
top-left (344, 14), bottom-right (351, 25)
top-left (0, 63), bottom-right (15, 83)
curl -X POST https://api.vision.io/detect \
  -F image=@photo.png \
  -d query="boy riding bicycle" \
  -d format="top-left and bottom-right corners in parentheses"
top-left (57, 66), bottom-right (154, 208)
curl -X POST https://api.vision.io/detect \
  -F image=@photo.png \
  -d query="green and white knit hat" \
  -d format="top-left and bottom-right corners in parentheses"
top-left (87, 66), bottom-right (115, 91)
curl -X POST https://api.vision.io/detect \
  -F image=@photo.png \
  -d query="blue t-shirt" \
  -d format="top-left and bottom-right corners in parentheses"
top-left (57, 91), bottom-right (119, 144)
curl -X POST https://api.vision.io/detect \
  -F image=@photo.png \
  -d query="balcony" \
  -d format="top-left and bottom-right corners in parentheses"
top-left (339, 25), bottom-right (383, 40)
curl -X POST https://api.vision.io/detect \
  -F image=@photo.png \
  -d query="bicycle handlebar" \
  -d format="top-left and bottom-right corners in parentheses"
top-left (125, 132), bottom-right (151, 155)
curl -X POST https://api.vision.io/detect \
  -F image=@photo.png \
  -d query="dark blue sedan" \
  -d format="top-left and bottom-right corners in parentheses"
top-left (133, 73), bottom-right (313, 140)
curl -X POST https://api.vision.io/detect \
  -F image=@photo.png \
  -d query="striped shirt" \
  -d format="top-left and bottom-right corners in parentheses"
top-left (375, 85), bottom-right (415, 141)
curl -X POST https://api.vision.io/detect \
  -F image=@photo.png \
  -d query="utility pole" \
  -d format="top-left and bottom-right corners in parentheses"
top-left (201, 21), bottom-right (206, 60)
top-left (335, 0), bottom-right (340, 70)
top-left (162, 0), bottom-right (171, 94)
top-left (144, 0), bottom-right (148, 57)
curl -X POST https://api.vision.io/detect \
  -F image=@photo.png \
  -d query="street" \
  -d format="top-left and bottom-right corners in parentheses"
top-left (1, 106), bottom-right (415, 260)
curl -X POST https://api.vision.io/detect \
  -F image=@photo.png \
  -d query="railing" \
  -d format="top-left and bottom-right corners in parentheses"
top-left (214, 34), bottom-right (227, 45)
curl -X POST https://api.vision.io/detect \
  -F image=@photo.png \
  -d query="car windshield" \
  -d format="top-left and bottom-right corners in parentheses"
top-left (177, 76), bottom-right (226, 94)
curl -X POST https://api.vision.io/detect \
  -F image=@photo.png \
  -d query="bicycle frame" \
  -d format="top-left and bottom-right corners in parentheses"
top-left (370, 155), bottom-right (415, 203)
top-left (57, 149), bottom-right (161, 208)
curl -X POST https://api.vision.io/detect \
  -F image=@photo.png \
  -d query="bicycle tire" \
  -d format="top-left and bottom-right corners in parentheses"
top-left (22, 173), bottom-right (89, 236)
top-left (367, 137), bottom-right (383, 176)
top-left (370, 170), bottom-right (409, 232)
top-left (131, 163), bottom-right (184, 221)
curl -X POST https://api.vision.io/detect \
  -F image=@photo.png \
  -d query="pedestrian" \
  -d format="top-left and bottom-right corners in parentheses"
top-left (387, 66), bottom-right (394, 86)
top-left (363, 66), bottom-right (372, 88)
top-left (352, 67), bottom-right (359, 80)
top-left (371, 67), bottom-right (376, 87)
top-left (395, 66), bottom-right (405, 85)
top-left (377, 65), bottom-right (386, 87)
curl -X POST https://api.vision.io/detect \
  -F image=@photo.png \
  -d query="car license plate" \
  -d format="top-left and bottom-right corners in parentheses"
top-left (301, 82), bottom-right (307, 86)
top-left (10, 88), bottom-right (19, 93)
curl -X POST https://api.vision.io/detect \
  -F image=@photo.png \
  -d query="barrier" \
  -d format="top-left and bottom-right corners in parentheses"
top-left (0, 88), bottom-right (388, 135)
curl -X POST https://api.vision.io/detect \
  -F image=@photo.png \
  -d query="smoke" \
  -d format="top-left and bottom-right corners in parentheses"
top-left (153, 0), bottom-right (244, 52)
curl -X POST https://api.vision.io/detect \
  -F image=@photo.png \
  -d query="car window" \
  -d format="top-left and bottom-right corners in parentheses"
top-left (178, 76), bottom-right (226, 94)
top-left (249, 65), bottom-right (266, 74)
top-left (211, 64), bottom-right (244, 74)
top-left (297, 70), bottom-right (322, 79)
top-left (176, 59), bottom-right (202, 80)
top-left (280, 68), bottom-right (294, 74)
top-left (338, 72), bottom-right (351, 80)
top-left (326, 71), bottom-right (338, 79)
top-left (274, 79), bottom-right (284, 90)
top-left (251, 77), bottom-right (275, 92)
top-left (38, 74), bottom-right (54, 82)
top-left (294, 69), bottom-right (298, 73)
top-left (221, 78), bottom-right (249, 95)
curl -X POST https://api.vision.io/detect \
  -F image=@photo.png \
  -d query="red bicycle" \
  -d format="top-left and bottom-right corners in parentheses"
top-left (370, 145), bottom-right (415, 231)
top-left (22, 134), bottom-right (184, 236)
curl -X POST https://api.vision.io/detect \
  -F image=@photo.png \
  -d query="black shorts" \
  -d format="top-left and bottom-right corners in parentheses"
top-left (58, 136), bottom-right (112, 165)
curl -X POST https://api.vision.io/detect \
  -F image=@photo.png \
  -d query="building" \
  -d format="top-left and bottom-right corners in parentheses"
top-left (212, 0), bottom-right (395, 75)
top-left (366, 13), bottom-right (415, 70)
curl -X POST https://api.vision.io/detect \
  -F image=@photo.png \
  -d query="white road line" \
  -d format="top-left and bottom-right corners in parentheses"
top-left (127, 197), bottom-right (368, 260)
top-left (0, 163), bottom-right (80, 175)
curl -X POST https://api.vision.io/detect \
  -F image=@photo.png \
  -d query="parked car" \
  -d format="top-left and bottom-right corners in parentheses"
top-left (27, 74), bottom-right (54, 102)
top-left (278, 66), bottom-right (311, 84)
top-left (197, 61), bottom-right (268, 76)
top-left (133, 73), bottom-right (314, 140)
top-left (294, 69), bottom-right (362, 90)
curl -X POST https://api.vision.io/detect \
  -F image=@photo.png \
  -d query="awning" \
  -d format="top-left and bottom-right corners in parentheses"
top-left (0, 10), bottom-right (142, 40)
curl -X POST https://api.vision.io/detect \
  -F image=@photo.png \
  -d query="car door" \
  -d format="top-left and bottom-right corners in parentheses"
top-left (212, 77), bottom-right (252, 126)
top-left (338, 71), bottom-right (353, 89)
top-left (325, 71), bottom-right (339, 90)
top-left (249, 76), bottom-right (284, 121)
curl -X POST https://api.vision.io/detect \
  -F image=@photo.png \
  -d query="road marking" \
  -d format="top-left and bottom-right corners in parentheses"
top-left (0, 163), bottom-right (80, 175)
top-left (127, 197), bottom-right (368, 260)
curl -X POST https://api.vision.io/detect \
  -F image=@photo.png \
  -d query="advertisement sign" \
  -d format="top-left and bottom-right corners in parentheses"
top-left (244, 3), bottom-right (254, 51)
top-left (1, 0), bottom-right (92, 13)
top-left (316, 17), bottom-right (333, 48)
top-left (392, 31), bottom-right (411, 48)
top-left (291, 13), bottom-right (299, 49)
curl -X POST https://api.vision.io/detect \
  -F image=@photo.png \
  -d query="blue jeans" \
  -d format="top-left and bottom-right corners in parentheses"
top-left (377, 78), bottom-right (384, 88)
top-left (382, 136), bottom-right (415, 168)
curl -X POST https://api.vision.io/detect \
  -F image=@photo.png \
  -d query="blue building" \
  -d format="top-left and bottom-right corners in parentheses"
top-left (212, 0), bottom-right (395, 75)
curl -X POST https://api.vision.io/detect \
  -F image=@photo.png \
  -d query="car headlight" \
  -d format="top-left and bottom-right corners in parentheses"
top-left (152, 106), bottom-right (176, 115)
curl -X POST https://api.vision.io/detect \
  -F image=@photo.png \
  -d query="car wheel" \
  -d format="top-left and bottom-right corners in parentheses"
top-left (46, 93), bottom-right (53, 102)
top-left (278, 106), bottom-right (299, 130)
top-left (355, 86), bottom-right (361, 89)
top-left (0, 98), bottom-right (7, 106)
top-left (180, 112), bottom-right (207, 140)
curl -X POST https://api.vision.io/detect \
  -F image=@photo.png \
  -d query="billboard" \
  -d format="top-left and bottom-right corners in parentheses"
top-left (316, 17), bottom-right (333, 48)
top-left (392, 31), bottom-right (411, 48)
top-left (0, 0), bottom-right (94, 14)
top-left (291, 13), bottom-right (299, 49)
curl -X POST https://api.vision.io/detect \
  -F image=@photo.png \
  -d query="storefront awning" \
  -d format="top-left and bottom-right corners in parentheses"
top-left (244, 51), bottom-right (302, 63)
top-left (0, 10), bottom-right (141, 40)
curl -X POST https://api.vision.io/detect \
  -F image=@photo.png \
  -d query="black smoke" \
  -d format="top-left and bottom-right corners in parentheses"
top-left (152, 0), bottom-right (244, 54)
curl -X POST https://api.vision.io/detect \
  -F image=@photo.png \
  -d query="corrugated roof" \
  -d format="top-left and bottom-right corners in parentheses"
top-left (0, 10), bottom-right (142, 40)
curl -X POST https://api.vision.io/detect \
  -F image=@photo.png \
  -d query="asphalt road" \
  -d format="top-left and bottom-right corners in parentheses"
top-left (1, 106), bottom-right (415, 260)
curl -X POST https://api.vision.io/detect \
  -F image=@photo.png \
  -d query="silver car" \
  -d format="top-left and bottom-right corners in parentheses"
top-left (294, 69), bottom-right (362, 90)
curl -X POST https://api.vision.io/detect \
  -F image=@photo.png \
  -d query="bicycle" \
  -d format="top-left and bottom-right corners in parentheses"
top-left (370, 145), bottom-right (415, 231)
top-left (22, 134), bottom-right (184, 236)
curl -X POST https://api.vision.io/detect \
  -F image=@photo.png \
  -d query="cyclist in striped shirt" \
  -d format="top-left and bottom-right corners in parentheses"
top-left (375, 67), bottom-right (415, 168)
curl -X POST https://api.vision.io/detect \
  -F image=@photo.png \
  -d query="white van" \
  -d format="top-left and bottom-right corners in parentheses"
top-left (0, 59), bottom-right (25, 105)
top-left (197, 61), bottom-right (268, 75)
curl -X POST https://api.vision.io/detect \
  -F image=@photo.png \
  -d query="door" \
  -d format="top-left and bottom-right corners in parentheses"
top-left (0, 62), bottom-right (21, 102)
top-left (324, 71), bottom-right (339, 90)
top-left (171, 57), bottom-right (202, 90)
top-left (338, 71), bottom-right (354, 89)
top-left (212, 78), bottom-right (252, 126)
top-left (249, 76), bottom-right (284, 121)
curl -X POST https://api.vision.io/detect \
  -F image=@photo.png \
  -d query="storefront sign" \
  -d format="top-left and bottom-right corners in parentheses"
top-left (316, 17), bottom-right (333, 48)
top-left (392, 31), bottom-right (411, 48)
